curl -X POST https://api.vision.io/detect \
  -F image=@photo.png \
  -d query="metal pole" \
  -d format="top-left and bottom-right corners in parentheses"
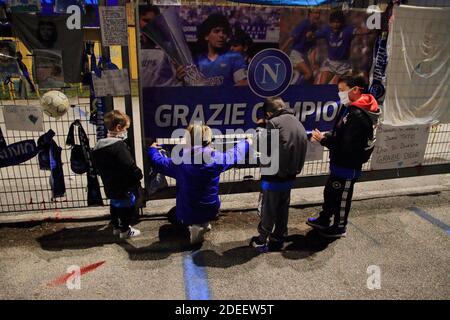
top-left (119, 0), bottom-right (135, 157)
top-left (134, 0), bottom-right (152, 199)
top-left (98, 0), bottom-right (114, 114)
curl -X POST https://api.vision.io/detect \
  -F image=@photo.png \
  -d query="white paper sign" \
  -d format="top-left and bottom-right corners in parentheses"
top-left (99, 6), bottom-right (128, 46)
top-left (371, 124), bottom-right (429, 170)
top-left (306, 140), bottom-right (324, 162)
top-left (93, 69), bottom-right (131, 97)
top-left (2, 105), bottom-right (43, 132)
top-left (153, 0), bottom-right (181, 5)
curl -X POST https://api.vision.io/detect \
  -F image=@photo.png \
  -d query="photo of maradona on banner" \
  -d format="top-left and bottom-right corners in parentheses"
top-left (139, 4), bottom-right (381, 140)
top-left (139, 4), bottom-right (280, 88)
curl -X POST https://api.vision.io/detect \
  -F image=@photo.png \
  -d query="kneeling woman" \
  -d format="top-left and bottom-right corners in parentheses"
top-left (148, 124), bottom-right (250, 244)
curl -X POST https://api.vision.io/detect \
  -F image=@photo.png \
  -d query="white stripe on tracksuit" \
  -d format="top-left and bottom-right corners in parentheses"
top-left (339, 179), bottom-right (352, 227)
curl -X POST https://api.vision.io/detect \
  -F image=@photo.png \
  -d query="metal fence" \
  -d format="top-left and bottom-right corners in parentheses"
top-left (154, 123), bottom-right (450, 196)
top-left (0, 87), bottom-right (104, 214)
top-left (1, 0), bottom-right (450, 214)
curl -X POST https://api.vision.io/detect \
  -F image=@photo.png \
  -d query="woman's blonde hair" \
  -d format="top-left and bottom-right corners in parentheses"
top-left (185, 123), bottom-right (212, 147)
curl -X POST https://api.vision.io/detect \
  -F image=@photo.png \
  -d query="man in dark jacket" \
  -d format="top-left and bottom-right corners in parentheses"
top-left (92, 110), bottom-right (143, 239)
top-left (251, 97), bottom-right (308, 252)
top-left (308, 75), bottom-right (381, 238)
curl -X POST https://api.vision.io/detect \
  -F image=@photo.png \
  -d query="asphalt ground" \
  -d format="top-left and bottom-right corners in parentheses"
top-left (0, 175), bottom-right (449, 300)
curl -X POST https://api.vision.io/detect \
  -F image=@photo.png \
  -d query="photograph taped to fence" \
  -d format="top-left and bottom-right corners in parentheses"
top-left (2, 105), bottom-right (44, 132)
top-left (33, 49), bottom-right (64, 89)
top-left (0, 40), bottom-right (21, 81)
top-left (138, 4), bottom-right (378, 139)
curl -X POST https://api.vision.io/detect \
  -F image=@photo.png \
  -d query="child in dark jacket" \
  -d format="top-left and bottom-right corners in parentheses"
top-left (92, 110), bottom-right (143, 239)
top-left (148, 124), bottom-right (250, 244)
top-left (308, 75), bottom-right (381, 238)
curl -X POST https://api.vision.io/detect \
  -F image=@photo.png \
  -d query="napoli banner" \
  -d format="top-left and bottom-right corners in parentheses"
top-left (144, 85), bottom-right (339, 138)
top-left (138, 3), bottom-right (379, 139)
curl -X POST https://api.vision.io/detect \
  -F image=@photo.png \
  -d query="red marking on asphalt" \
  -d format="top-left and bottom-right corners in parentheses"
top-left (47, 261), bottom-right (106, 287)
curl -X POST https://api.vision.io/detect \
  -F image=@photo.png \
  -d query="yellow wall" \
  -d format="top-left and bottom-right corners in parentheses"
top-left (128, 27), bottom-right (138, 80)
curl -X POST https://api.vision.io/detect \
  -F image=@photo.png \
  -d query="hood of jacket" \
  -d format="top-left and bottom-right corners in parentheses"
top-left (94, 137), bottom-right (123, 151)
top-left (267, 107), bottom-right (295, 120)
top-left (351, 94), bottom-right (382, 123)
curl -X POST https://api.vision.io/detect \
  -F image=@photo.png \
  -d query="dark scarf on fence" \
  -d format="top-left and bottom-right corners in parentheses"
top-left (0, 126), bottom-right (38, 168)
top-left (84, 42), bottom-right (107, 140)
top-left (66, 120), bottom-right (103, 206)
top-left (37, 129), bottom-right (65, 199)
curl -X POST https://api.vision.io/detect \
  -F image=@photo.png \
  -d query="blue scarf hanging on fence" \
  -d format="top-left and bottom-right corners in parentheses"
top-left (37, 129), bottom-right (66, 199)
top-left (85, 42), bottom-right (119, 141)
top-left (0, 127), bottom-right (39, 168)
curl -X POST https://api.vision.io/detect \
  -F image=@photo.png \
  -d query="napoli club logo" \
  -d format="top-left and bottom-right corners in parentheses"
top-left (248, 49), bottom-right (293, 98)
top-left (369, 81), bottom-right (385, 100)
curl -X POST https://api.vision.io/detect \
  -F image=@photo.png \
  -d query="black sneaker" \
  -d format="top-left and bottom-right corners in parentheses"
top-left (268, 239), bottom-right (284, 252)
top-left (306, 215), bottom-right (331, 230)
top-left (318, 226), bottom-right (347, 238)
top-left (250, 236), bottom-right (268, 253)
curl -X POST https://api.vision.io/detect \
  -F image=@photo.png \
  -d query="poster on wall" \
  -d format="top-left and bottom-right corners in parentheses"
top-left (370, 123), bottom-right (430, 170)
top-left (99, 6), bottom-right (128, 47)
top-left (33, 49), bottom-right (65, 89)
top-left (92, 69), bottom-right (131, 97)
top-left (138, 4), bottom-right (379, 139)
top-left (11, 13), bottom-right (83, 83)
top-left (0, 40), bottom-right (20, 81)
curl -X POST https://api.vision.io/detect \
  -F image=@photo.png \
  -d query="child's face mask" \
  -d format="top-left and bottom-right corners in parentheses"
top-left (116, 130), bottom-right (128, 140)
top-left (338, 87), bottom-right (354, 106)
top-left (108, 129), bottom-right (128, 140)
top-left (338, 90), bottom-right (350, 106)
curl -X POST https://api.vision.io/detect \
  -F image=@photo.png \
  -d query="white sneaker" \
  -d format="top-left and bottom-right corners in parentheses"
top-left (204, 223), bottom-right (212, 232)
top-left (113, 228), bottom-right (120, 236)
top-left (120, 227), bottom-right (141, 239)
top-left (189, 224), bottom-right (207, 244)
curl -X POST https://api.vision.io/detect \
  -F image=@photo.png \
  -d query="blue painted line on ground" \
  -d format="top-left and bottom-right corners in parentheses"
top-left (183, 251), bottom-right (211, 300)
top-left (408, 206), bottom-right (450, 235)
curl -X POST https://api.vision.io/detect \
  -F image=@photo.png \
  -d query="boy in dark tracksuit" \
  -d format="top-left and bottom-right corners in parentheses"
top-left (92, 110), bottom-right (143, 239)
top-left (308, 76), bottom-right (381, 238)
top-left (251, 97), bottom-right (308, 251)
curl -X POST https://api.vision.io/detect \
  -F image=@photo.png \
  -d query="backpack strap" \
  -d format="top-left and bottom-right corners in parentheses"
top-left (66, 121), bottom-right (77, 146)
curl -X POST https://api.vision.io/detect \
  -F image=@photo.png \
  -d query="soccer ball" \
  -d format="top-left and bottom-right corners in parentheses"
top-left (41, 90), bottom-right (70, 118)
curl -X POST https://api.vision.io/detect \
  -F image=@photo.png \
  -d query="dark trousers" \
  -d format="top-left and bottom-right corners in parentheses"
top-left (110, 205), bottom-right (134, 232)
top-left (258, 189), bottom-right (291, 242)
top-left (321, 175), bottom-right (357, 228)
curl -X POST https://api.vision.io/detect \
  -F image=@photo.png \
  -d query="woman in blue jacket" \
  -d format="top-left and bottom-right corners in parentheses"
top-left (148, 124), bottom-right (250, 244)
